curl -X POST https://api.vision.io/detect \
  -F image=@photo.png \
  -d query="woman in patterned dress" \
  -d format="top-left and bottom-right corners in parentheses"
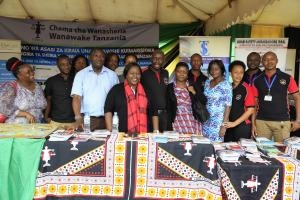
top-left (0, 57), bottom-right (47, 123)
top-left (165, 62), bottom-right (207, 134)
top-left (202, 60), bottom-right (232, 141)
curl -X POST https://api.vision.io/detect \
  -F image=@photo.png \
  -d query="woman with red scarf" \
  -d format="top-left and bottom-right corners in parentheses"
top-left (104, 63), bottom-right (158, 133)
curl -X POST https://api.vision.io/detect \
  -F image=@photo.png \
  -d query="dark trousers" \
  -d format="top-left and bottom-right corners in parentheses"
top-left (158, 110), bottom-right (168, 132)
top-left (90, 116), bottom-right (106, 131)
top-left (147, 110), bottom-right (168, 132)
top-left (224, 122), bottom-right (251, 142)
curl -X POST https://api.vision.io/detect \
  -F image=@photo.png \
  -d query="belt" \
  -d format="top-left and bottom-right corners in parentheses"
top-left (157, 109), bottom-right (167, 114)
top-left (90, 116), bottom-right (105, 119)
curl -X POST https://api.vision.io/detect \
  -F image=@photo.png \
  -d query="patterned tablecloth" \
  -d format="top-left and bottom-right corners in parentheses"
top-left (217, 156), bottom-right (300, 200)
top-left (34, 134), bottom-right (222, 199)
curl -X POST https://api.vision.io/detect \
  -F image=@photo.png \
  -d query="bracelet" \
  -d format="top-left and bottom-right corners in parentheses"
top-left (75, 115), bottom-right (82, 120)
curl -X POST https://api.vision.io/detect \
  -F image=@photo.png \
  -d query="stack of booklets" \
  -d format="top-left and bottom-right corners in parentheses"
top-left (191, 135), bottom-right (211, 144)
top-left (225, 143), bottom-right (245, 157)
top-left (213, 143), bottom-right (226, 151)
top-left (255, 137), bottom-right (275, 146)
top-left (151, 131), bottom-right (178, 143)
top-left (257, 145), bottom-right (282, 157)
top-left (218, 150), bottom-right (241, 162)
top-left (240, 138), bottom-right (257, 147)
top-left (163, 131), bottom-right (180, 139)
top-left (49, 130), bottom-right (74, 141)
top-left (284, 137), bottom-right (300, 148)
top-left (91, 130), bottom-right (111, 138)
top-left (239, 139), bottom-right (259, 154)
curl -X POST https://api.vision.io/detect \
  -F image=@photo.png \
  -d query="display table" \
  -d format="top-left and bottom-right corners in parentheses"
top-left (217, 156), bottom-right (300, 200)
top-left (33, 134), bottom-right (222, 199)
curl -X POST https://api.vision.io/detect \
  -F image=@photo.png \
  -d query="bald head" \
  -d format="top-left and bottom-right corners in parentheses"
top-left (190, 53), bottom-right (203, 71)
top-left (262, 51), bottom-right (278, 71)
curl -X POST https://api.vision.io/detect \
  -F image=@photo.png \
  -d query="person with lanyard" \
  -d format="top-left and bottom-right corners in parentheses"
top-left (104, 63), bottom-right (158, 133)
top-left (44, 55), bottom-right (75, 129)
top-left (71, 48), bottom-right (119, 131)
top-left (243, 52), bottom-right (262, 86)
top-left (165, 62), bottom-right (207, 134)
top-left (141, 49), bottom-right (169, 132)
top-left (223, 61), bottom-right (255, 142)
top-left (187, 53), bottom-right (208, 95)
top-left (252, 51), bottom-right (300, 142)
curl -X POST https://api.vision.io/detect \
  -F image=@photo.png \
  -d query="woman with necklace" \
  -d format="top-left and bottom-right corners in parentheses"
top-left (202, 60), bottom-right (232, 142)
top-left (222, 61), bottom-right (255, 142)
top-left (165, 62), bottom-right (207, 134)
top-left (0, 57), bottom-right (47, 123)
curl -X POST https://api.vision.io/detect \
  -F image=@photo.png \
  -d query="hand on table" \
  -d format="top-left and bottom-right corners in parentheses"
top-left (24, 112), bottom-right (36, 123)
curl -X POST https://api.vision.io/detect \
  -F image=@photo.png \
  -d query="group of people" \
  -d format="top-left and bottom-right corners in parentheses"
top-left (0, 48), bottom-right (299, 143)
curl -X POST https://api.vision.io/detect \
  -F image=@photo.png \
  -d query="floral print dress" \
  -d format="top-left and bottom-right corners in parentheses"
top-left (202, 79), bottom-right (232, 142)
top-left (0, 82), bottom-right (47, 123)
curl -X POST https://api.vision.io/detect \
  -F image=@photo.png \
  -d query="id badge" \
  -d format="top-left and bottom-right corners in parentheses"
top-left (264, 95), bottom-right (272, 101)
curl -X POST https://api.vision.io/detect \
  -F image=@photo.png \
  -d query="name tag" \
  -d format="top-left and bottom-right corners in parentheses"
top-left (264, 95), bottom-right (272, 101)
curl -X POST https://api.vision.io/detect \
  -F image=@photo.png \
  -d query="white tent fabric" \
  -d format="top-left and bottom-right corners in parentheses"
top-left (0, 0), bottom-right (299, 34)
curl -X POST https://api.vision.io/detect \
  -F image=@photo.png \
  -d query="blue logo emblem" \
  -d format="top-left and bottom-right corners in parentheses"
top-left (200, 41), bottom-right (209, 56)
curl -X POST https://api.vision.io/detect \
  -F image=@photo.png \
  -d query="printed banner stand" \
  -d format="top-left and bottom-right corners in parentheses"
top-left (0, 39), bottom-right (21, 85)
top-left (179, 36), bottom-right (231, 78)
top-left (234, 38), bottom-right (289, 72)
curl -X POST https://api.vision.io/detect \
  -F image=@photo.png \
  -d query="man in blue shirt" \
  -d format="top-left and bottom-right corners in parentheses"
top-left (71, 48), bottom-right (118, 131)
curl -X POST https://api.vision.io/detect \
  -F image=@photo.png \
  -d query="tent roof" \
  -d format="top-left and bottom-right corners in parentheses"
top-left (0, 0), bottom-right (299, 34)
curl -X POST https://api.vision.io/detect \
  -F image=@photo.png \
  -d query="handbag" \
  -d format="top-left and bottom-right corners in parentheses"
top-left (192, 98), bottom-right (210, 123)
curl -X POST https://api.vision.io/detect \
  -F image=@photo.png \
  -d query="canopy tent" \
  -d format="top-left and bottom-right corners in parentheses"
top-left (0, 0), bottom-right (299, 33)
top-left (1, 0), bottom-right (300, 78)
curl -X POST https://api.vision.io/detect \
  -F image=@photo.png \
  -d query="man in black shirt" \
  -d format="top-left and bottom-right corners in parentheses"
top-left (188, 53), bottom-right (208, 94)
top-left (252, 51), bottom-right (300, 142)
top-left (243, 52), bottom-right (262, 86)
top-left (44, 55), bottom-right (75, 128)
top-left (141, 49), bottom-right (169, 132)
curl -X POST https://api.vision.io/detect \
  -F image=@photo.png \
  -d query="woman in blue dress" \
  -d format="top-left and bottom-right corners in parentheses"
top-left (202, 60), bottom-right (232, 142)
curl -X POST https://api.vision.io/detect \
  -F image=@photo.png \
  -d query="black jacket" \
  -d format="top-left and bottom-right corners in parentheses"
top-left (187, 70), bottom-right (208, 94)
top-left (165, 83), bottom-right (207, 130)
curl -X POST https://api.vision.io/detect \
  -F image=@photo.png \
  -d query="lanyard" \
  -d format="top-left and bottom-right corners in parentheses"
top-left (264, 74), bottom-right (277, 94)
top-left (249, 74), bottom-right (258, 85)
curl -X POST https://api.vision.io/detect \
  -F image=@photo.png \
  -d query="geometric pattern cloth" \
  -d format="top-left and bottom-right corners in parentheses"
top-left (34, 135), bottom-right (222, 199)
top-left (217, 156), bottom-right (300, 200)
top-left (33, 134), bottom-right (300, 200)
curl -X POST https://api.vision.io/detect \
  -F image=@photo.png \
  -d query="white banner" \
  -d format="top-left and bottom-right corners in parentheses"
top-left (0, 17), bottom-right (159, 47)
top-left (179, 36), bottom-right (231, 77)
top-left (235, 38), bottom-right (289, 72)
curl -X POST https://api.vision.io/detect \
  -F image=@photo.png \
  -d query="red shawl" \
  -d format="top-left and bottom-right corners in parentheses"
top-left (124, 80), bottom-right (148, 133)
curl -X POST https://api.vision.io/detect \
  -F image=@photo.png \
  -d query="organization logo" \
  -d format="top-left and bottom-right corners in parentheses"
top-left (199, 40), bottom-right (209, 56)
top-left (235, 94), bottom-right (242, 100)
top-left (31, 21), bottom-right (45, 40)
top-left (279, 79), bottom-right (286, 85)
